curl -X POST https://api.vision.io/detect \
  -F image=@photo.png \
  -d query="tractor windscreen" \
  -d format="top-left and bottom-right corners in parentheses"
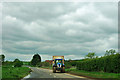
top-left (55, 59), bottom-right (62, 64)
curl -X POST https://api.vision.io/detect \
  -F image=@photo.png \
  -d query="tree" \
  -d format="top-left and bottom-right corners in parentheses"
top-left (105, 49), bottom-right (116, 56)
top-left (0, 54), bottom-right (5, 62)
top-left (31, 54), bottom-right (41, 66)
top-left (14, 59), bottom-right (20, 62)
top-left (14, 58), bottom-right (23, 67)
top-left (86, 52), bottom-right (95, 59)
top-left (109, 49), bottom-right (116, 55)
top-left (105, 50), bottom-right (110, 56)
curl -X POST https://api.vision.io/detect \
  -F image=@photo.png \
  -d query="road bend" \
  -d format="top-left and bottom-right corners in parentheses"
top-left (22, 67), bottom-right (95, 80)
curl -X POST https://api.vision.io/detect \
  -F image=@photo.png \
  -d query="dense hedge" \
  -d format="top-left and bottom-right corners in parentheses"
top-left (77, 53), bottom-right (120, 73)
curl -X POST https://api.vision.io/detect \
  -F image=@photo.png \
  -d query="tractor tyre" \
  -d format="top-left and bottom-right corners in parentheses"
top-left (62, 67), bottom-right (65, 73)
top-left (53, 67), bottom-right (56, 73)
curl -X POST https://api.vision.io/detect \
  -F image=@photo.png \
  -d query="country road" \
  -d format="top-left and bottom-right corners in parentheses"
top-left (22, 67), bottom-right (94, 80)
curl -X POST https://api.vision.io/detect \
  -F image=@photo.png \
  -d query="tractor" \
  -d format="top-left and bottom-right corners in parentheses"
top-left (52, 56), bottom-right (65, 73)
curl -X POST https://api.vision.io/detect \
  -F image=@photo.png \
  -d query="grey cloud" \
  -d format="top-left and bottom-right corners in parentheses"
top-left (3, 2), bottom-right (78, 23)
top-left (2, 2), bottom-right (118, 61)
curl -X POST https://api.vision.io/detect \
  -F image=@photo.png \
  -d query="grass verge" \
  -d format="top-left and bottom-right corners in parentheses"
top-left (2, 66), bottom-right (31, 80)
top-left (65, 68), bottom-right (120, 80)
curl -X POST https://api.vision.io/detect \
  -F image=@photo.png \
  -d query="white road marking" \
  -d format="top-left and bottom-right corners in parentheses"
top-left (50, 74), bottom-right (52, 75)
top-left (54, 75), bottom-right (56, 77)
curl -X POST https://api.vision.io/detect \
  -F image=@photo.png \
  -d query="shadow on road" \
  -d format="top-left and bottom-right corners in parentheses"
top-left (54, 71), bottom-right (66, 74)
top-left (54, 72), bottom-right (65, 74)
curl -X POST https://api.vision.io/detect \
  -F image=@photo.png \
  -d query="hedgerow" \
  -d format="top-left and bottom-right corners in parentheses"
top-left (77, 53), bottom-right (120, 73)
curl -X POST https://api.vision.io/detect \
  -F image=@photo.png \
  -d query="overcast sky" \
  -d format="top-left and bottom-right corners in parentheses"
top-left (2, 2), bottom-right (118, 61)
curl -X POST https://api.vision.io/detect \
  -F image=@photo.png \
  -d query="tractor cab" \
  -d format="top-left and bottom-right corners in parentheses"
top-left (55, 59), bottom-right (62, 68)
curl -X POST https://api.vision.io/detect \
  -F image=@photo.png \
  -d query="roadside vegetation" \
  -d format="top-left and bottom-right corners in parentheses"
top-left (77, 53), bottom-right (120, 73)
top-left (65, 49), bottom-right (120, 79)
top-left (65, 68), bottom-right (120, 79)
top-left (0, 55), bottom-right (31, 80)
top-left (76, 49), bottom-right (120, 73)
top-left (2, 66), bottom-right (31, 80)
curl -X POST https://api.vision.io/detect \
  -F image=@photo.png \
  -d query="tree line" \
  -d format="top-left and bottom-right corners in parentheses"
top-left (76, 49), bottom-right (120, 73)
top-left (1, 49), bottom-right (119, 72)
top-left (0, 53), bottom-right (42, 67)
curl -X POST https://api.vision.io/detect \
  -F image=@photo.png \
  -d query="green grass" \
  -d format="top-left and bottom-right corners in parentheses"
top-left (2, 66), bottom-right (31, 80)
top-left (0, 66), bottom-right (2, 79)
top-left (66, 68), bottom-right (120, 79)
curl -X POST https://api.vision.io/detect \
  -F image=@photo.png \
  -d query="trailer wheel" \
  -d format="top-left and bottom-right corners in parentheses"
top-left (62, 67), bottom-right (65, 73)
top-left (53, 67), bottom-right (56, 73)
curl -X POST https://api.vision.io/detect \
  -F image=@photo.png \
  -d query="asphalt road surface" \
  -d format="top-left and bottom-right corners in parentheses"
top-left (22, 67), bottom-right (94, 80)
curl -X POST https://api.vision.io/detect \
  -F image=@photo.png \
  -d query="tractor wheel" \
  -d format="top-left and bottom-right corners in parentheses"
top-left (62, 67), bottom-right (65, 73)
top-left (53, 67), bottom-right (56, 73)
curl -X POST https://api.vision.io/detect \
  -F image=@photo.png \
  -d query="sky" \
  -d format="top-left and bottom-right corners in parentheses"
top-left (2, 2), bottom-right (118, 61)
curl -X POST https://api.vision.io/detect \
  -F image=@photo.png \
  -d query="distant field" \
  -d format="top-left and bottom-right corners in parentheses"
top-left (2, 66), bottom-right (31, 80)
top-left (65, 68), bottom-right (120, 80)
